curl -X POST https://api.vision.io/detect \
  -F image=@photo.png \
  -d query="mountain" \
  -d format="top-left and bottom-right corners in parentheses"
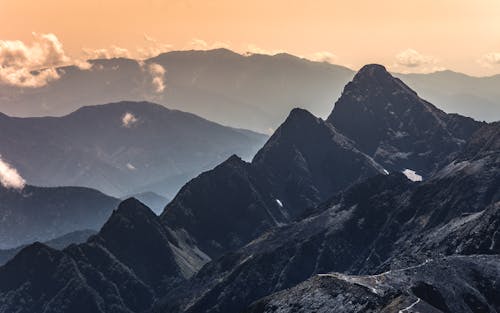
top-left (1, 49), bottom-right (498, 135)
top-left (327, 64), bottom-right (483, 178)
top-left (0, 184), bottom-right (119, 248)
top-left (161, 108), bottom-right (384, 258)
top-left (0, 229), bottom-right (96, 266)
top-left (0, 198), bottom-right (210, 313)
top-left (0, 101), bottom-right (267, 197)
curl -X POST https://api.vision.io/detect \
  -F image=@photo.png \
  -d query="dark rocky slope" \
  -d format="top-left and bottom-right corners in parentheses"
top-left (327, 64), bottom-right (483, 178)
top-left (0, 199), bottom-right (209, 313)
top-left (155, 122), bottom-right (499, 313)
top-left (162, 108), bottom-right (384, 259)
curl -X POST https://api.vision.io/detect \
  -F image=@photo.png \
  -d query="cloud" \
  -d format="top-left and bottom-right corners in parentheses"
top-left (0, 32), bottom-right (72, 87)
top-left (0, 156), bottom-right (26, 189)
top-left (392, 49), bottom-right (444, 73)
top-left (188, 38), bottom-right (231, 51)
top-left (138, 61), bottom-right (166, 93)
top-left (309, 51), bottom-right (338, 63)
top-left (244, 44), bottom-right (284, 56)
top-left (395, 49), bottom-right (436, 68)
top-left (148, 63), bottom-right (166, 92)
top-left (137, 34), bottom-right (173, 59)
top-left (477, 52), bottom-right (500, 68)
top-left (122, 112), bottom-right (138, 127)
top-left (83, 45), bottom-right (131, 59)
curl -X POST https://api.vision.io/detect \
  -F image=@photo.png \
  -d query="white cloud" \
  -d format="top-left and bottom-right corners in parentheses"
top-left (309, 51), bottom-right (338, 64)
top-left (0, 156), bottom-right (26, 189)
top-left (188, 38), bottom-right (231, 51)
top-left (395, 49), bottom-right (436, 68)
top-left (122, 112), bottom-right (138, 127)
top-left (0, 32), bottom-right (72, 87)
top-left (148, 63), bottom-right (166, 92)
top-left (477, 52), bottom-right (500, 68)
top-left (137, 34), bottom-right (173, 59)
top-left (190, 38), bottom-right (209, 50)
top-left (82, 45), bottom-right (131, 60)
top-left (393, 49), bottom-right (444, 73)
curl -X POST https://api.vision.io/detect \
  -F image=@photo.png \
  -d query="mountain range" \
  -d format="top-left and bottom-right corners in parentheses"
top-left (0, 64), bottom-right (498, 313)
top-left (1, 49), bottom-right (499, 134)
top-left (0, 101), bottom-right (267, 197)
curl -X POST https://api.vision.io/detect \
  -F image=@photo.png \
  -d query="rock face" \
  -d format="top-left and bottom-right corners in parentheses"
top-left (0, 101), bottom-right (267, 197)
top-left (327, 64), bottom-right (483, 177)
top-left (0, 185), bottom-right (119, 249)
top-left (252, 108), bottom-right (384, 217)
top-left (0, 199), bottom-right (209, 313)
top-left (162, 108), bottom-right (384, 259)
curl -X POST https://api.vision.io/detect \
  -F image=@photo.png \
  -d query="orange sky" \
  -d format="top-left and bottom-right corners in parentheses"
top-left (1, 0), bottom-right (500, 76)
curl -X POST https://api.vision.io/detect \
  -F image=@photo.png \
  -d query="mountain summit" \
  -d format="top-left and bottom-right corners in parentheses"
top-left (327, 64), bottom-right (482, 177)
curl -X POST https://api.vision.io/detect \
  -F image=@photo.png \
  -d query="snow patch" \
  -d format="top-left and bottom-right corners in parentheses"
top-left (402, 169), bottom-right (422, 182)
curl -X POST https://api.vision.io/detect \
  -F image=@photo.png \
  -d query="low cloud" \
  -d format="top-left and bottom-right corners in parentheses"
top-left (477, 52), bottom-right (500, 68)
top-left (137, 34), bottom-right (173, 59)
top-left (309, 51), bottom-right (338, 64)
top-left (0, 32), bottom-right (71, 87)
top-left (189, 38), bottom-right (231, 51)
top-left (244, 44), bottom-right (284, 56)
top-left (148, 63), bottom-right (166, 93)
top-left (395, 49), bottom-right (436, 68)
top-left (83, 45), bottom-right (131, 60)
top-left (393, 49), bottom-right (443, 73)
top-left (122, 112), bottom-right (138, 127)
top-left (0, 156), bottom-right (26, 189)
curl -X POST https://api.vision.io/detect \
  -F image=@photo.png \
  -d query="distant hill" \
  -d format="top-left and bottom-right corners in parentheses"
top-left (0, 101), bottom-right (267, 197)
top-left (0, 185), bottom-right (118, 248)
top-left (0, 229), bottom-right (96, 265)
top-left (0, 49), bottom-right (498, 135)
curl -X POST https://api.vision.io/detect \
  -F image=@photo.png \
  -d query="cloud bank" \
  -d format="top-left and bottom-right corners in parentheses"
top-left (309, 51), bottom-right (338, 64)
top-left (0, 33), bottom-right (71, 87)
top-left (478, 52), bottom-right (500, 68)
top-left (0, 156), bottom-right (26, 189)
top-left (0, 33), bottom-right (95, 87)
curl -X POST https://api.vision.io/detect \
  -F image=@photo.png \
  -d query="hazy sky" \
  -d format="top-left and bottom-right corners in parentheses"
top-left (1, 0), bottom-right (500, 76)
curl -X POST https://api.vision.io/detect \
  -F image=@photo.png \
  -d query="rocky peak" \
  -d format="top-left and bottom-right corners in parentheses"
top-left (327, 64), bottom-right (482, 177)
